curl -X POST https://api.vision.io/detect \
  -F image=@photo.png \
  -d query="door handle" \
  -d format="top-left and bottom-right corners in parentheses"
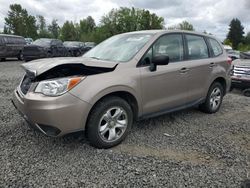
top-left (209, 62), bottom-right (216, 68)
top-left (179, 67), bottom-right (190, 73)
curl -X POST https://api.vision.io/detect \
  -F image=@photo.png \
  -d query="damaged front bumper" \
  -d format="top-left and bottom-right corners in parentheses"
top-left (12, 87), bottom-right (92, 137)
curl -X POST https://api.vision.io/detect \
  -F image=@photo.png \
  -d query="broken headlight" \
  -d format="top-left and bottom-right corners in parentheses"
top-left (35, 77), bottom-right (83, 96)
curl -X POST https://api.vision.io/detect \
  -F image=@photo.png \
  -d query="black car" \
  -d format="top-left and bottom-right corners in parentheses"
top-left (63, 41), bottom-right (86, 57)
top-left (0, 34), bottom-right (26, 61)
top-left (23, 38), bottom-right (68, 61)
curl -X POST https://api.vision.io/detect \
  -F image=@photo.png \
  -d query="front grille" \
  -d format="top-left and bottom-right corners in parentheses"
top-left (233, 66), bottom-right (250, 76)
top-left (20, 74), bottom-right (32, 94)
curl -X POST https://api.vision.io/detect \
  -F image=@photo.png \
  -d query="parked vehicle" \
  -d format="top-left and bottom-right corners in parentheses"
top-left (240, 51), bottom-right (250, 59)
top-left (227, 50), bottom-right (240, 60)
top-left (25, 38), bottom-right (33, 45)
top-left (12, 30), bottom-right (231, 148)
top-left (84, 42), bottom-right (96, 51)
top-left (63, 41), bottom-right (86, 57)
top-left (23, 38), bottom-right (68, 61)
top-left (0, 34), bottom-right (26, 61)
top-left (223, 45), bottom-right (232, 52)
top-left (231, 58), bottom-right (250, 93)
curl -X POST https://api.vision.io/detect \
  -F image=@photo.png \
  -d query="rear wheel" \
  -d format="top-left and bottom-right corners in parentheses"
top-left (199, 82), bottom-right (224, 113)
top-left (0, 58), bottom-right (5, 62)
top-left (86, 96), bottom-right (133, 148)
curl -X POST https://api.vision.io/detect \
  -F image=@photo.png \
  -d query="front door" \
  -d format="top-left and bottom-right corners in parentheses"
top-left (140, 34), bottom-right (189, 115)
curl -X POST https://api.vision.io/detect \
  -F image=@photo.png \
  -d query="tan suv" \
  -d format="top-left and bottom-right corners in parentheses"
top-left (12, 30), bottom-right (231, 148)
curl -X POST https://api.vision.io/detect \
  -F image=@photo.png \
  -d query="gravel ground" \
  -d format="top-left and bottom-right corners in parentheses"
top-left (0, 60), bottom-right (249, 187)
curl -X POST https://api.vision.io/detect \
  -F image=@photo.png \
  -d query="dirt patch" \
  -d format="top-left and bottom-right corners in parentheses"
top-left (113, 144), bottom-right (222, 166)
top-left (226, 133), bottom-right (250, 153)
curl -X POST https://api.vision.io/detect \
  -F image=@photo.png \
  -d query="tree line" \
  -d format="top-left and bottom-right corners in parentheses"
top-left (2, 4), bottom-right (165, 43)
top-left (1, 4), bottom-right (249, 51)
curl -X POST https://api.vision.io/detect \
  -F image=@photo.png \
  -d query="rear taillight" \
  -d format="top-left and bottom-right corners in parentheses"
top-left (227, 57), bottom-right (232, 65)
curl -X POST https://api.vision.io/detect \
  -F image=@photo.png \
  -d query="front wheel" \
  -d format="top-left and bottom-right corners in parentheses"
top-left (199, 82), bottom-right (224, 114)
top-left (86, 96), bottom-right (133, 148)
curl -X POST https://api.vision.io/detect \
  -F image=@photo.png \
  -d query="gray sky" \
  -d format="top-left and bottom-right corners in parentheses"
top-left (0, 0), bottom-right (249, 40)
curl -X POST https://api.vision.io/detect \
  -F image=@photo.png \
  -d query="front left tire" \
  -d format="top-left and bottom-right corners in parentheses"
top-left (86, 96), bottom-right (133, 149)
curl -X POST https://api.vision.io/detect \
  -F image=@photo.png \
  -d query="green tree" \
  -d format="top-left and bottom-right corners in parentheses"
top-left (100, 7), bottom-right (164, 37)
top-left (245, 32), bottom-right (250, 45)
top-left (79, 16), bottom-right (96, 41)
top-left (3, 26), bottom-right (11, 34)
top-left (168, 21), bottom-right (194, 31)
top-left (48, 19), bottom-right (60, 39)
top-left (60, 21), bottom-right (77, 41)
top-left (226, 18), bottom-right (244, 49)
top-left (37, 15), bottom-right (50, 38)
top-left (4, 4), bottom-right (37, 38)
top-left (179, 21), bottom-right (194, 31)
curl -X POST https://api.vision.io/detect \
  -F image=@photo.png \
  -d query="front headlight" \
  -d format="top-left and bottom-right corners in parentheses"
top-left (35, 77), bottom-right (83, 96)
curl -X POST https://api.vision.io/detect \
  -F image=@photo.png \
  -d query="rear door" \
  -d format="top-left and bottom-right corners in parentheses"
top-left (140, 33), bottom-right (189, 115)
top-left (183, 34), bottom-right (213, 103)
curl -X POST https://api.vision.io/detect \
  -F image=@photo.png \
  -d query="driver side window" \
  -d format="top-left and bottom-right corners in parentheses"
top-left (141, 34), bottom-right (184, 66)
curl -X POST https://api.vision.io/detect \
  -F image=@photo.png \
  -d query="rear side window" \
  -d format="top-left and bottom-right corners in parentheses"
top-left (186, 35), bottom-right (209, 60)
top-left (208, 38), bottom-right (223, 56)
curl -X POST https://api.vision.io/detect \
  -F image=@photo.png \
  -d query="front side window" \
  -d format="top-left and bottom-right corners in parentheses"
top-left (208, 38), bottom-right (223, 56)
top-left (141, 34), bottom-right (184, 66)
top-left (84, 34), bottom-right (152, 62)
top-left (186, 35), bottom-right (209, 60)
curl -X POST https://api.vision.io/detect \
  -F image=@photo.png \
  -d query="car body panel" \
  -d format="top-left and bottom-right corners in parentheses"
top-left (23, 38), bottom-right (67, 61)
top-left (0, 34), bottom-right (25, 59)
top-left (231, 59), bottom-right (250, 89)
top-left (12, 30), bottom-right (231, 137)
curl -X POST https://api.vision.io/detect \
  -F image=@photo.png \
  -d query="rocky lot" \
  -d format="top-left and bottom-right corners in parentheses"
top-left (0, 60), bottom-right (249, 187)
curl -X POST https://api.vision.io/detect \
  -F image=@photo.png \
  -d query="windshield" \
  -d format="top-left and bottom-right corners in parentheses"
top-left (33, 39), bottom-right (52, 47)
top-left (64, 41), bottom-right (81, 47)
top-left (84, 33), bottom-right (153, 62)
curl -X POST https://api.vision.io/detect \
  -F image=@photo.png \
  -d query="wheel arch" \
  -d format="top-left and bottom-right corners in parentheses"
top-left (86, 90), bottom-right (140, 127)
top-left (211, 77), bottom-right (227, 95)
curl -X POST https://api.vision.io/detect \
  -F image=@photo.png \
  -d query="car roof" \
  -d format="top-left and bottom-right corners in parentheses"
top-left (0, 34), bottom-right (24, 38)
top-left (122, 30), bottom-right (218, 39)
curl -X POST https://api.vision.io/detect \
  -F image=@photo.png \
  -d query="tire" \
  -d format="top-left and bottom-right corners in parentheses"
top-left (0, 58), bottom-right (6, 62)
top-left (199, 82), bottom-right (224, 114)
top-left (86, 96), bottom-right (133, 148)
top-left (243, 89), bottom-right (250, 97)
top-left (18, 51), bottom-right (24, 61)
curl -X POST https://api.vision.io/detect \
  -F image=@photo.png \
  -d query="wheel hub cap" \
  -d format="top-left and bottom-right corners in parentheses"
top-left (210, 87), bottom-right (222, 110)
top-left (98, 107), bottom-right (128, 142)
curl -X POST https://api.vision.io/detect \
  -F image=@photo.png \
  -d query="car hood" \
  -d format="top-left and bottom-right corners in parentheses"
top-left (21, 57), bottom-right (118, 76)
top-left (233, 59), bottom-right (250, 67)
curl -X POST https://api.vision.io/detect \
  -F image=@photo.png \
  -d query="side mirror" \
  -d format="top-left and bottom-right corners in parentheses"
top-left (150, 55), bottom-right (169, 71)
